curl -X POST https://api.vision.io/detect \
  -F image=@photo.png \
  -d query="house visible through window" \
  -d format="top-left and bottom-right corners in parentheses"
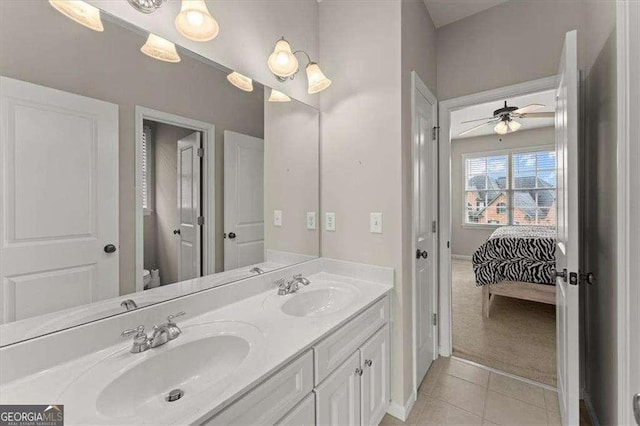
top-left (464, 149), bottom-right (556, 226)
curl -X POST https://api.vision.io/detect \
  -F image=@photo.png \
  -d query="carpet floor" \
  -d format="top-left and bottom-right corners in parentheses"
top-left (451, 259), bottom-right (557, 386)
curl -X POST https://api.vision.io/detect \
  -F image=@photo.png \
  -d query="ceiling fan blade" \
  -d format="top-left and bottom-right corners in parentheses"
top-left (517, 112), bottom-right (555, 118)
top-left (460, 116), bottom-right (496, 124)
top-left (513, 103), bottom-right (545, 115)
top-left (458, 121), bottom-right (493, 137)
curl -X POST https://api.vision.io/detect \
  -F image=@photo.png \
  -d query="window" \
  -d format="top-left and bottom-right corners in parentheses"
top-left (464, 149), bottom-right (556, 226)
top-left (142, 124), bottom-right (154, 214)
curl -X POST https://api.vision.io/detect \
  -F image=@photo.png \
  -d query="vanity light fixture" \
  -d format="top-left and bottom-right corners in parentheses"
top-left (175, 0), bottom-right (219, 42)
top-left (227, 72), bottom-right (253, 92)
top-left (141, 34), bottom-right (181, 63)
top-left (267, 37), bottom-right (331, 94)
top-left (49, 0), bottom-right (104, 32)
top-left (268, 89), bottom-right (291, 102)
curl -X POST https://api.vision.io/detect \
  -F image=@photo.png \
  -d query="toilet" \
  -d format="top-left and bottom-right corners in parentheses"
top-left (143, 269), bottom-right (151, 288)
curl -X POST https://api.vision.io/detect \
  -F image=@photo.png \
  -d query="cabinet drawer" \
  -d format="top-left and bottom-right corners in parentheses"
top-left (313, 296), bottom-right (389, 385)
top-left (204, 350), bottom-right (314, 425)
top-left (276, 393), bottom-right (315, 426)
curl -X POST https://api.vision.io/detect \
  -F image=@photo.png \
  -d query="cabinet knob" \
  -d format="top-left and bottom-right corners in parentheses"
top-left (364, 359), bottom-right (373, 367)
top-left (355, 367), bottom-right (363, 376)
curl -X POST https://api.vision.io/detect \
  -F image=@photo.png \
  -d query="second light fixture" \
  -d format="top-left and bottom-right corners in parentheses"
top-left (267, 37), bottom-right (331, 94)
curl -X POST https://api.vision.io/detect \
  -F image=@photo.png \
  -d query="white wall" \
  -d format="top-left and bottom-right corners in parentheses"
top-left (89, 0), bottom-right (320, 108)
top-left (450, 127), bottom-right (555, 257)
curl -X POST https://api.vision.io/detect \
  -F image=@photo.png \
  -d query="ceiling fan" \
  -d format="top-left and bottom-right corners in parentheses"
top-left (458, 101), bottom-right (555, 137)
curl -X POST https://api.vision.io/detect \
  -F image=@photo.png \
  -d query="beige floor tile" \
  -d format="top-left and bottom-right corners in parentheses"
top-left (432, 373), bottom-right (487, 417)
top-left (544, 388), bottom-right (560, 413)
top-left (445, 358), bottom-right (490, 387)
top-left (484, 391), bottom-right (549, 426)
top-left (418, 361), bottom-right (443, 396)
top-left (406, 392), bottom-right (428, 425)
top-left (379, 413), bottom-right (404, 425)
top-left (488, 372), bottom-right (546, 408)
top-left (417, 399), bottom-right (483, 426)
top-left (547, 409), bottom-right (562, 426)
top-left (482, 421), bottom-right (500, 426)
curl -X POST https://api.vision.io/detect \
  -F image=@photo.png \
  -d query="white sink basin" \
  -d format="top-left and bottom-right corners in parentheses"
top-left (264, 281), bottom-right (361, 318)
top-left (59, 321), bottom-right (264, 423)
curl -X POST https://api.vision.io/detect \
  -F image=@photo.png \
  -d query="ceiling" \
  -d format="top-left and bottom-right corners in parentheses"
top-left (451, 90), bottom-right (556, 140)
top-left (423, 0), bottom-right (510, 28)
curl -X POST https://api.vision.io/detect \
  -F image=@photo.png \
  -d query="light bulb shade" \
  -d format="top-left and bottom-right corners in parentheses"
top-left (268, 39), bottom-right (299, 78)
top-left (175, 0), bottom-right (219, 42)
top-left (306, 63), bottom-right (331, 94)
top-left (49, 0), bottom-right (104, 32)
top-left (508, 120), bottom-right (522, 132)
top-left (141, 34), bottom-right (181, 63)
top-left (268, 89), bottom-right (291, 102)
top-left (227, 72), bottom-right (253, 92)
top-left (494, 121), bottom-right (509, 135)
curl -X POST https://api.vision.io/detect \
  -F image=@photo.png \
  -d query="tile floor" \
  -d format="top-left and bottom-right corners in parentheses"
top-left (380, 357), bottom-right (563, 426)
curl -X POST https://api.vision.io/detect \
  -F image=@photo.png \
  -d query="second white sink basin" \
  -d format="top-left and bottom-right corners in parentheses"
top-left (264, 280), bottom-right (361, 318)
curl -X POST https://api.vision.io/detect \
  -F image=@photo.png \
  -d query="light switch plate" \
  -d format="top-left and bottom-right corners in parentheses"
top-left (306, 212), bottom-right (317, 230)
top-left (274, 210), bottom-right (282, 227)
top-left (325, 212), bottom-right (336, 232)
top-left (370, 212), bottom-right (383, 234)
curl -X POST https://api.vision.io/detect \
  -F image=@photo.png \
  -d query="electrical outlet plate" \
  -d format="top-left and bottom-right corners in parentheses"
top-left (274, 210), bottom-right (282, 227)
top-left (325, 212), bottom-right (336, 232)
top-left (370, 212), bottom-right (383, 233)
top-left (306, 212), bottom-right (317, 230)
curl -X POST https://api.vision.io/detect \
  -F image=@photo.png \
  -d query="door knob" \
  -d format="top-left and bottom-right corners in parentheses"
top-left (104, 244), bottom-right (117, 253)
top-left (633, 393), bottom-right (640, 425)
top-left (228, 232), bottom-right (237, 240)
top-left (173, 229), bottom-right (181, 235)
top-left (416, 249), bottom-right (428, 259)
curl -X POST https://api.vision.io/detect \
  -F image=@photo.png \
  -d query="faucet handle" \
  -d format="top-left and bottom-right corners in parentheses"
top-left (121, 325), bottom-right (146, 338)
top-left (167, 311), bottom-right (185, 324)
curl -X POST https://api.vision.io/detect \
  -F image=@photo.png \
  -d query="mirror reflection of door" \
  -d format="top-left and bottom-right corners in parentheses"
top-left (177, 132), bottom-right (202, 282)
top-left (224, 131), bottom-right (265, 270)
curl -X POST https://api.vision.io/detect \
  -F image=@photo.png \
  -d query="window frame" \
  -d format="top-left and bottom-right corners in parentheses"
top-left (461, 144), bottom-right (556, 228)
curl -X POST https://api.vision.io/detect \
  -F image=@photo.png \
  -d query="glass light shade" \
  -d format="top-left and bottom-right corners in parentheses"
top-left (175, 0), bottom-right (219, 42)
top-left (141, 34), bottom-right (181, 63)
top-left (508, 120), bottom-right (522, 132)
top-left (494, 121), bottom-right (509, 135)
top-left (49, 0), bottom-right (104, 32)
top-left (306, 63), bottom-right (331, 94)
top-left (227, 72), bottom-right (253, 92)
top-left (268, 89), bottom-right (291, 102)
top-left (268, 39), bottom-right (299, 78)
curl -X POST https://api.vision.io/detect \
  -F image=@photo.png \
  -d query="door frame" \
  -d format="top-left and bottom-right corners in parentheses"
top-left (437, 75), bottom-right (557, 356)
top-left (134, 106), bottom-right (215, 292)
top-left (616, 1), bottom-right (639, 424)
top-left (411, 71), bottom-right (438, 395)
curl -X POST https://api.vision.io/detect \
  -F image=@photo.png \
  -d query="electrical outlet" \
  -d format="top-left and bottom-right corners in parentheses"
top-left (325, 212), bottom-right (336, 232)
top-left (274, 210), bottom-right (282, 227)
top-left (370, 212), bottom-right (383, 233)
top-left (306, 212), bottom-right (317, 230)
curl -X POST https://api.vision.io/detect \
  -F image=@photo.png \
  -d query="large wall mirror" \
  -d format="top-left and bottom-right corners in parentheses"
top-left (0, 1), bottom-right (320, 346)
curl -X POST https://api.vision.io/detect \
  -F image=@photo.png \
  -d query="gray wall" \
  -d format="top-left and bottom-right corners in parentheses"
top-left (0, 1), bottom-right (264, 295)
top-left (451, 127), bottom-right (555, 257)
top-left (264, 92), bottom-right (320, 256)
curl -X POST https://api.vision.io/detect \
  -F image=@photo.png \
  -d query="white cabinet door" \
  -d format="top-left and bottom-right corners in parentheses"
top-left (360, 325), bottom-right (390, 426)
top-left (315, 351), bottom-right (361, 426)
top-left (277, 393), bottom-right (315, 426)
top-left (0, 77), bottom-right (119, 324)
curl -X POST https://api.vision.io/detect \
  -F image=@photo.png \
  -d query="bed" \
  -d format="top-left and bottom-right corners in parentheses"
top-left (472, 226), bottom-right (556, 317)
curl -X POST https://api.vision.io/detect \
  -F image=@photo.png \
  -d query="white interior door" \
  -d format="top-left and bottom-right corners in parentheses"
top-left (554, 30), bottom-right (580, 425)
top-left (413, 76), bottom-right (438, 388)
top-left (224, 131), bottom-right (264, 270)
top-left (0, 77), bottom-right (118, 324)
top-left (177, 132), bottom-right (201, 281)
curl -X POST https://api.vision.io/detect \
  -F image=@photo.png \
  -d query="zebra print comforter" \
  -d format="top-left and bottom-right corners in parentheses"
top-left (472, 226), bottom-right (556, 286)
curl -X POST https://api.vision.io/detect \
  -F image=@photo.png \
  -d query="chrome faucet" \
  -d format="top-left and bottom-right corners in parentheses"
top-left (277, 274), bottom-right (311, 295)
top-left (250, 267), bottom-right (265, 275)
top-left (121, 299), bottom-right (138, 311)
top-left (121, 312), bottom-right (185, 353)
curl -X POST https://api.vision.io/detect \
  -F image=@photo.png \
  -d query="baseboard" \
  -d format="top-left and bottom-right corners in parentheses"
top-left (451, 254), bottom-right (473, 261)
top-left (582, 392), bottom-right (600, 426)
top-left (386, 391), bottom-right (416, 422)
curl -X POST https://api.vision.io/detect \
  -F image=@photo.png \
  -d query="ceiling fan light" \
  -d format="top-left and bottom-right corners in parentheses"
top-left (306, 62), bottom-right (331, 94)
top-left (508, 120), bottom-right (522, 132)
top-left (268, 39), bottom-right (299, 78)
top-left (49, 0), bottom-right (104, 32)
top-left (175, 0), bottom-right (219, 42)
top-left (141, 33), bottom-right (181, 63)
top-left (268, 89), bottom-right (291, 102)
top-left (227, 71), bottom-right (253, 92)
top-left (494, 121), bottom-right (509, 135)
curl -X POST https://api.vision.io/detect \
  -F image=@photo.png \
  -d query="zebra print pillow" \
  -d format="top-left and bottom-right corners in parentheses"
top-left (472, 226), bottom-right (556, 286)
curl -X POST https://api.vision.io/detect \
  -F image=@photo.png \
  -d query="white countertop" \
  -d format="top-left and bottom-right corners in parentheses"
top-left (0, 270), bottom-right (391, 425)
